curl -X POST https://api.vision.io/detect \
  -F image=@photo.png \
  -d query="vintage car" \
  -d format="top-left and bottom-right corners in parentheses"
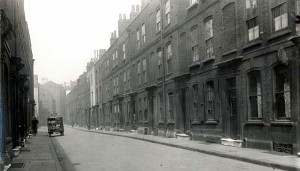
top-left (47, 116), bottom-right (64, 136)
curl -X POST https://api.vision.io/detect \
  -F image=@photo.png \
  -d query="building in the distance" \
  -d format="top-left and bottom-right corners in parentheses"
top-left (39, 81), bottom-right (66, 125)
top-left (67, 0), bottom-right (300, 155)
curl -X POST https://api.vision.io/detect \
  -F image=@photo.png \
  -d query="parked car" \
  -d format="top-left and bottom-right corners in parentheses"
top-left (47, 116), bottom-right (64, 136)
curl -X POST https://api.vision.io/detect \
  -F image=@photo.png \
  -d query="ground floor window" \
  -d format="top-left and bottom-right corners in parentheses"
top-left (248, 70), bottom-right (262, 119)
top-left (274, 64), bottom-right (291, 119)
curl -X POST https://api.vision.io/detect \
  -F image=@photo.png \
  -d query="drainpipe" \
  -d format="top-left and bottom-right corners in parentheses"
top-left (159, 0), bottom-right (167, 138)
top-left (289, 34), bottom-right (300, 156)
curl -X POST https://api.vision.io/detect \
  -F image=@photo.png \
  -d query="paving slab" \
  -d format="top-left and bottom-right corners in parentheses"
top-left (10, 127), bottom-right (62, 171)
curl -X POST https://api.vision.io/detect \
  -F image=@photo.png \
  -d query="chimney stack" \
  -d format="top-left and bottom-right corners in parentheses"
top-left (130, 4), bottom-right (140, 22)
top-left (110, 31), bottom-right (117, 46)
top-left (118, 13), bottom-right (130, 37)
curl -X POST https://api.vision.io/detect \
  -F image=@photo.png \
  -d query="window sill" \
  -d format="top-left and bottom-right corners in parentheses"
top-left (222, 49), bottom-right (238, 57)
top-left (165, 23), bottom-right (171, 29)
top-left (204, 120), bottom-right (218, 125)
top-left (167, 120), bottom-right (175, 124)
top-left (245, 120), bottom-right (264, 126)
top-left (188, 61), bottom-right (201, 70)
top-left (270, 121), bottom-right (294, 126)
top-left (242, 39), bottom-right (262, 51)
top-left (267, 29), bottom-right (292, 42)
top-left (186, 2), bottom-right (198, 10)
top-left (166, 72), bottom-right (172, 77)
top-left (202, 56), bottom-right (215, 64)
top-left (191, 120), bottom-right (201, 125)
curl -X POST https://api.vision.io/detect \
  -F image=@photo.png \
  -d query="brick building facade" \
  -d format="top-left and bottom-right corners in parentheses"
top-left (0, 0), bottom-right (34, 168)
top-left (67, 0), bottom-right (300, 155)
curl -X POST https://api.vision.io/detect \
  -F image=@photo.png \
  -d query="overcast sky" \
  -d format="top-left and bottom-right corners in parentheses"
top-left (25, 0), bottom-right (140, 84)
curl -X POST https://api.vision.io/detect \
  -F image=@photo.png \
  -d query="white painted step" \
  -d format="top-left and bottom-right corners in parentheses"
top-left (176, 133), bottom-right (190, 140)
top-left (220, 138), bottom-right (243, 148)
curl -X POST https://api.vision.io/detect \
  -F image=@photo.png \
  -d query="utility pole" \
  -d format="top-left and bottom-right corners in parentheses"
top-left (159, 0), bottom-right (167, 137)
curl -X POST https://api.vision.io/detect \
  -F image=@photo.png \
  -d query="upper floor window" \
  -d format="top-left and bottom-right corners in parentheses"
top-left (248, 71), bottom-right (262, 119)
top-left (247, 17), bottom-right (259, 41)
top-left (246, 0), bottom-right (257, 9)
top-left (165, 0), bottom-right (171, 25)
top-left (274, 64), bottom-right (291, 119)
top-left (205, 18), bottom-right (214, 59)
top-left (136, 29), bottom-right (141, 48)
top-left (166, 43), bottom-right (172, 74)
top-left (191, 26), bottom-right (199, 62)
top-left (187, 0), bottom-right (198, 8)
top-left (122, 43), bottom-right (126, 60)
top-left (157, 49), bottom-right (163, 78)
top-left (142, 59), bottom-right (147, 83)
top-left (156, 9), bottom-right (161, 32)
top-left (141, 24), bottom-right (146, 43)
top-left (127, 69), bottom-right (131, 90)
top-left (123, 72), bottom-right (127, 90)
top-left (137, 61), bottom-right (141, 85)
top-left (272, 3), bottom-right (288, 32)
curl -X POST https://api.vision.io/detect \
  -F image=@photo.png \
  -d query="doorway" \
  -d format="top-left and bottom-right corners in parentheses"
top-left (226, 77), bottom-right (238, 139)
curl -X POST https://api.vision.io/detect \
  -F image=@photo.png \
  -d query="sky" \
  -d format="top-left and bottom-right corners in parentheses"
top-left (24, 0), bottom-right (141, 84)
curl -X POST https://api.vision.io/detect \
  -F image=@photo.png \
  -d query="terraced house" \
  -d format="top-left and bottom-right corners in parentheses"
top-left (67, 0), bottom-right (300, 155)
top-left (0, 0), bottom-right (34, 168)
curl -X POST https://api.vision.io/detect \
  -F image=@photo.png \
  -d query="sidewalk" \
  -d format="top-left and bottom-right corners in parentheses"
top-left (72, 126), bottom-right (300, 171)
top-left (9, 127), bottom-right (62, 171)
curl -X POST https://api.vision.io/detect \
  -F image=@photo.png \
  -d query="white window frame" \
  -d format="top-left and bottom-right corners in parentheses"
top-left (246, 0), bottom-right (257, 9)
top-left (273, 3), bottom-right (288, 32)
top-left (156, 9), bottom-right (161, 32)
top-left (247, 17), bottom-right (259, 41)
top-left (137, 29), bottom-right (141, 48)
top-left (165, 0), bottom-right (171, 25)
top-left (142, 24), bottom-right (146, 43)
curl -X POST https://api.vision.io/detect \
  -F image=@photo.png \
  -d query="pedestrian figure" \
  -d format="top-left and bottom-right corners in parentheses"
top-left (31, 117), bottom-right (39, 136)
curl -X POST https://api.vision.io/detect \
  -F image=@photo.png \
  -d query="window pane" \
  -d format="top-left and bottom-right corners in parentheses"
top-left (274, 16), bottom-right (281, 31)
top-left (281, 13), bottom-right (288, 29)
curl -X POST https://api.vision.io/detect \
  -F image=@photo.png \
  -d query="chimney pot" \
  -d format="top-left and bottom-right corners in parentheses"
top-left (136, 5), bottom-right (140, 12)
top-left (123, 14), bottom-right (126, 20)
top-left (132, 5), bottom-right (135, 12)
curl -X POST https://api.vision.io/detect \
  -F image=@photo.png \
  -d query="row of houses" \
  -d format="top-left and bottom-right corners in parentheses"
top-left (0, 0), bottom-right (34, 169)
top-left (67, 0), bottom-right (300, 155)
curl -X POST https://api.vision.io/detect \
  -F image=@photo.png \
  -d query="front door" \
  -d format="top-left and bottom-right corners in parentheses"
top-left (180, 88), bottom-right (187, 133)
top-left (227, 77), bottom-right (238, 139)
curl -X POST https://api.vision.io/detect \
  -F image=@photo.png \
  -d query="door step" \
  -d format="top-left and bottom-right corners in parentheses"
top-left (176, 133), bottom-right (190, 140)
top-left (220, 138), bottom-right (243, 147)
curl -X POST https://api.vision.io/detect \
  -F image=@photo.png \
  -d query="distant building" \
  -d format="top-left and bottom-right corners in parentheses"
top-left (39, 81), bottom-right (66, 125)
